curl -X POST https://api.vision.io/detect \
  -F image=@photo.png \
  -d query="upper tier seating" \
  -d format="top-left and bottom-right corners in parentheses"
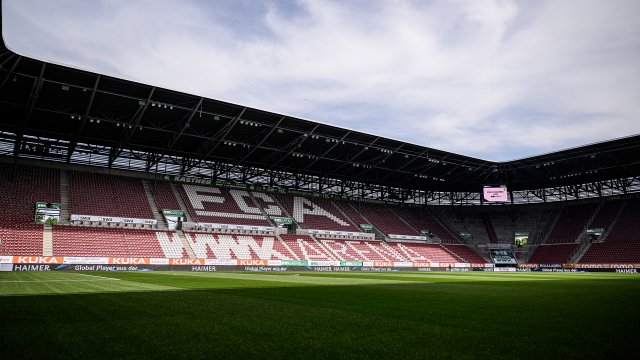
top-left (0, 164), bottom-right (60, 223)
top-left (579, 199), bottom-right (640, 263)
top-left (393, 207), bottom-right (458, 243)
top-left (183, 232), bottom-right (296, 260)
top-left (319, 239), bottom-right (406, 261)
top-left (545, 204), bottom-right (597, 244)
top-left (52, 226), bottom-right (185, 258)
top-left (529, 244), bottom-right (579, 264)
top-left (590, 201), bottom-right (622, 229)
top-left (280, 234), bottom-right (335, 261)
top-left (0, 164), bottom-right (59, 256)
top-left (151, 181), bottom-right (182, 212)
top-left (441, 244), bottom-right (486, 263)
top-left (390, 242), bottom-right (460, 263)
top-left (333, 200), bottom-right (370, 229)
top-left (599, 199), bottom-right (640, 244)
top-left (349, 203), bottom-right (418, 236)
top-left (179, 184), bottom-right (273, 226)
top-left (69, 171), bottom-right (154, 219)
top-left (274, 194), bottom-right (359, 232)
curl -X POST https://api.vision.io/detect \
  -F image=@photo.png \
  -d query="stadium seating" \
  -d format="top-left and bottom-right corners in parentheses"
top-left (280, 234), bottom-right (335, 261)
top-left (0, 224), bottom-right (43, 256)
top-left (0, 164), bottom-right (60, 223)
top-left (349, 203), bottom-right (418, 236)
top-left (579, 199), bottom-right (640, 263)
top-left (150, 181), bottom-right (182, 212)
top-left (183, 232), bottom-right (296, 260)
top-left (589, 201), bottom-right (622, 230)
top-left (481, 214), bottom-right (498, 243)
top-left (52, 225), bottom-right (184, 258)
top-left (0, 164), bottom-right (59, 256)
top-left (333, 200), bottom-right (370, 229)
top-left (69, 171), bottom-right (154, 219)
top-left (528, 244), bottom-right (579, 264)
top-left (441, 244), bottom-right (486, 263)
top-left (319, 239), bottom-right (407, 261)
top-left (178, 184), bottom-right (272, 226)
top-left (274, 194), bottom-right (359, 232)
top-left (545, 204), bottom-right (597, 244)
top-left (390, 242), bottom-right (460, 263)
top-left (393, 207), bottom-right (458, 242)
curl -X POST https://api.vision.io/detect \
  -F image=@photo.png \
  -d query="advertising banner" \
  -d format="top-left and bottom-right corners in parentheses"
top-left (71, 214), bottom-right (157, 226)
top-left (63, 257), bottom-right (109, 264)
top-left (388, 234), bottom-right (428, 241)
top-left (271, 217), bottom-right (294, 225)
top-left (308, 229), bottom-right (372, 238)
top-left (282, 260), bottom-right (308, 266)
top-left (340, 261), bottom-right (363, 266)
top-left (196, 223), bottom-right (274, 232)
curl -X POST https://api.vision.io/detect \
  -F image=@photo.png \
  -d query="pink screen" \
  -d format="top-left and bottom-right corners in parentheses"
top-left (483, 185), bottom-right (508, 202)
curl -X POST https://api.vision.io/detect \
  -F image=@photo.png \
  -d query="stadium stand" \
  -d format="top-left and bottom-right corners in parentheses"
top-left (51, 226), bottom-right (185, 258)
top-left (274, 194), bottom-right (359, 232)
top-left (0, 164), bottom-right (59, 256)
top-left (178, 184), bottom-right (272, 226)
top-left (349, 203), bottom-right (418, 236)
top-left (69, 171), bottom-right (154, 219)
top-left (589, 201), bottom-right (622, 230)
top-left (150, 181), bottom-right (183, 212)
top-left (441, 244), bottom-right (486, 263)
top-left (280, 234), bottom-right (336, 261)
top-left (390, 242), bottom-right (460, 263)
top-left (579, 199), bottom-right (640, 263)
top-left (319, 239), bottom-right (406, 261)
top-left (393, 207), bottom-right (458, 243)
top-left (528, 244), bottom-right (579, 264)
top-left (183, 232), bottom-right (296, 260)
top-left (481, 214), bottom-right (498, 243)
top-left (545, 204), bottom-right (598, 244)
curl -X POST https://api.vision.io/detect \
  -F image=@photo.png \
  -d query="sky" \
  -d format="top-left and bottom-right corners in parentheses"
top-left (3, 0), bottom-right (640, 161)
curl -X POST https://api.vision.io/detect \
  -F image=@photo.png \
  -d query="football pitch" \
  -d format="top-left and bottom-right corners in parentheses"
top-left (1, 271), bottom-right (638, 359)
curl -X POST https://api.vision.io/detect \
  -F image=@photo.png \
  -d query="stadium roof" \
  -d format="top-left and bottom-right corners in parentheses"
top-left (0, 8), bottom-right (639, 198)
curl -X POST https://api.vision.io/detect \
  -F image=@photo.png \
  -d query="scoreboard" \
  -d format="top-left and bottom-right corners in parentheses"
top-left (483, 185), bottom-right (508, 202)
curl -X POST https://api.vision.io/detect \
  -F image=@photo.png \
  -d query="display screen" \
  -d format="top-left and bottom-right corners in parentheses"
top-left (514, 232), bottom-right (529, 246)
top-left (483, 185), bottom-right (508, 202)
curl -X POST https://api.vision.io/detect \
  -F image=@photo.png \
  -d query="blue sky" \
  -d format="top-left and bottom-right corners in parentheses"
top-left (3, 0), bottom-right (639, 161)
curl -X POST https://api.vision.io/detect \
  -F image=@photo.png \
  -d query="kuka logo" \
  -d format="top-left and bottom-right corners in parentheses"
top-left (109, 258), bottom-right (149, 265)
top-left (170, 258), bottom-right (204, 265)
top-left (373, 261), bottom-right (394, 267)
top-left (14, 256), bottom-right (63, 264)
top-left (238, 259), bottom-right (268, 266)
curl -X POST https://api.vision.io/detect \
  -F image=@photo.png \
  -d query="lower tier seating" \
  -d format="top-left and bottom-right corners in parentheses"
top-left (52, 226), bottom-right (184, 258)
top-left (390, 242), bottom-right (460, 263)
top-left (184, 233), bottom-right (297, 260)
top-left (528, 244), bottom-right (579, 264)
top-left (0, 224), bottom-right (44, 256)
top-left (579, 242), bottom-right (640, 263)
top-left (441, 244), bottom-right (486, 263)
top-left (318, 239), bottom-right (406, 261)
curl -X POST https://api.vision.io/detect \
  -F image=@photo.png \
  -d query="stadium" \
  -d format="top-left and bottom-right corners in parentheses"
top-left (1, 1), bottom-right (639, 358)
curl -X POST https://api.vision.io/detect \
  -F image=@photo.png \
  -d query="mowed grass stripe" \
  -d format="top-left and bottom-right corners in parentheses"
top-left (153, 271), bottom-right (423, 286)
top-left (0, 272), bottom-right (179, 296)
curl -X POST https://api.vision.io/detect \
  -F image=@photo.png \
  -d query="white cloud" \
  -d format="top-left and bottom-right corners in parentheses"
top-left (3, 0), bottom-right (639, 161)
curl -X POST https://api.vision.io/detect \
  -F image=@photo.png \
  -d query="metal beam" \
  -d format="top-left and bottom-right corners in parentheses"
top-left (13, 62), bottom-right (45, 157)
top-left (67, 75), bottom-right (101, 162)
top-left (0, 54), bottom-right (20, 92)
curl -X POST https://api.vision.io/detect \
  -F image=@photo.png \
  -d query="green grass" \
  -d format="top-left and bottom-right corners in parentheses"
top-left (1, 271), bottom-right (639, 359)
